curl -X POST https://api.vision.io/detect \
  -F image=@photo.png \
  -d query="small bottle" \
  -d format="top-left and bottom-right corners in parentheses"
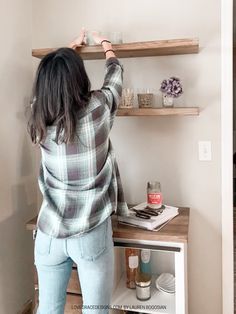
top-left (147, 181), bottom-right (163, 209)
top-left (140, 249), bottom-right (151, 274)
top-left (125, 248), bottom-right (140, 289)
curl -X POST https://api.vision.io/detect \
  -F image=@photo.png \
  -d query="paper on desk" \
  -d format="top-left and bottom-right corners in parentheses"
top-left (118, 203), bottom-right (179, 231)
top-left (118, 217), bottom-right (175, 232)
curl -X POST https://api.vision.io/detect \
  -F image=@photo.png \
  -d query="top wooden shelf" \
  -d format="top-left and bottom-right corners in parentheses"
top-left (32, 38), bottom-right (199, 60)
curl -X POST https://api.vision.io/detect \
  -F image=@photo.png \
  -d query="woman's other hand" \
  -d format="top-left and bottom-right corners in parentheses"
top-left (91, 31), bottom-right (108, 45)
top-left (69, 28), bottom-right (86, 49)
top-left (91, 31), bottom-right (116, 59)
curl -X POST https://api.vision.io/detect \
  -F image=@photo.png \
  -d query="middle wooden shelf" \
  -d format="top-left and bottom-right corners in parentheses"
top-left (117, 107), bottom-right (199, 116)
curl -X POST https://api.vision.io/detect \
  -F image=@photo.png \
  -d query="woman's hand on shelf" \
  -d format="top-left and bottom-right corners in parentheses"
top-left (68, 28), bottom-right (86, 49)
top-left (91, 31), bottom-right (108, 45)
top-left (91, 31), bottom-right (116, 59)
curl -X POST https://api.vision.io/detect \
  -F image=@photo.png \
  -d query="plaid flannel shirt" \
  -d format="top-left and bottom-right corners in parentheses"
top-left (36, 57), bottom-right (128, 238)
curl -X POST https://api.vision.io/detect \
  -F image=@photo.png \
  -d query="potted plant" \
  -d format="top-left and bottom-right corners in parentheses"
top-left (160, 77), bottom-right (183, 107)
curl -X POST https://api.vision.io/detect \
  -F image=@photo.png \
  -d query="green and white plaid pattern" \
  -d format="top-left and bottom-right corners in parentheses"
top-left (37, 57), bottom-right (129, 238)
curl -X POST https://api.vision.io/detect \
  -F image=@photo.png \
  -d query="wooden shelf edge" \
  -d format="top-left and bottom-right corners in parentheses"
top-left (32, 38), bottom-right (199, 60)
top-left (117, 107), bottom-right (200, 116)
top-left (26, 216), bottom-right (37, 230)
top-left (27, 207), bottom-right (190, 243)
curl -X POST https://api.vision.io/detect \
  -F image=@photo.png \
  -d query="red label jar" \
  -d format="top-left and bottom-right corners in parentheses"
top-left (147, 181), bottom-right (163, 209)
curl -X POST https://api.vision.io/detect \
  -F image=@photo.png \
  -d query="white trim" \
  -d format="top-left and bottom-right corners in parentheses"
top-left (113, 237), bottom-right (183, 249)
top-left (221, 0), bottom-right (234, 313)
top-left (175, 244), bottom-right (188, 314)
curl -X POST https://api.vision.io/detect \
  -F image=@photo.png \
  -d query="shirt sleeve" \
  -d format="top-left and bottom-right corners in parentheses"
top-left (100, 57), bottom-right (123, 122)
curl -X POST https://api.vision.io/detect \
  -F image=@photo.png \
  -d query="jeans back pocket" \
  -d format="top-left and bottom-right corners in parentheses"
top-left (79, 217), bottom-right (109, 261)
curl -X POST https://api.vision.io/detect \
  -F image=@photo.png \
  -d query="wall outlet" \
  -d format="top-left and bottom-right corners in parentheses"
top-left (198, 141), bottom-right (212, 161)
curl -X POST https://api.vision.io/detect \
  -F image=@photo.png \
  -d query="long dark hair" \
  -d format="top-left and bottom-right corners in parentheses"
top-left (28, 48), bottom-right (91, 144)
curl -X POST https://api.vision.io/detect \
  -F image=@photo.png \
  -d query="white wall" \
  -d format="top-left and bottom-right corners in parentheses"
top-left (0, 0), bottom-right (37, 313)
top-left (33, 1), bottom-right (222, 313)
top-left (222, 0), bottom-right (234, 312)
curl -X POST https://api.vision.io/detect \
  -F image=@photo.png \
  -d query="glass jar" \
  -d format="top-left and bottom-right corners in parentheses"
top-left (119, 88), bottom-right (134, 108)
top-left (86, 30), bottom-right (101, 46)
top-left (147, 181), bottom-right (163, 209)
top-left (135, 272), bottom-right (152, 301)
top-left (137, 93), bottom-right (153, 108)
top-left (110, 31), bottom-right (123, 44)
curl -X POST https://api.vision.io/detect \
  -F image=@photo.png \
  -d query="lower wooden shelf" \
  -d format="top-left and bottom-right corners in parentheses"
top-left (111, 273), bottom-right (175, 314)
top-left (117, 107), bottom-right (199, 116)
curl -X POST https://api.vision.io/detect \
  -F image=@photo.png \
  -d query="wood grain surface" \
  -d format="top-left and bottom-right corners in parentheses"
top-left (32, 38), bottom-right (199, 60)
top-left (117, 107), bottom-right (199, 116)
top-left (26, 207), bottom-right (190, 243)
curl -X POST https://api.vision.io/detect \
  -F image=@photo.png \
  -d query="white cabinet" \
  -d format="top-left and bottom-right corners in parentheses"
top-left (110, 207), bottom-right (189, 314)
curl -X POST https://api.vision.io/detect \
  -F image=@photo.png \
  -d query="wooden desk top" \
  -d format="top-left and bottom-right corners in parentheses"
top-left (26, 207), bottom-right (189, 244)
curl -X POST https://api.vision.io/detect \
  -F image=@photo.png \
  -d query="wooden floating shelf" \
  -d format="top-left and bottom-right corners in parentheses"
top-left (32, 38), bottom-right (199, 60)
top-left (117, 107), bottom-right (200, 116)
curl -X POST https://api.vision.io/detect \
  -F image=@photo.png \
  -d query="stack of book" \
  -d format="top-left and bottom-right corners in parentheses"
top-left (117, 202), bottom-right (179, 231)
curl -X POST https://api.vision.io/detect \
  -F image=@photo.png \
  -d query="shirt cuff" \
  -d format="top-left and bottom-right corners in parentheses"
top-left (105, 57), bottom-right (120, 67)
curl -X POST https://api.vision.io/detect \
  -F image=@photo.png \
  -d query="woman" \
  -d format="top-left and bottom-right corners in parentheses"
top-left (28, 30), bottom-right (128, 314)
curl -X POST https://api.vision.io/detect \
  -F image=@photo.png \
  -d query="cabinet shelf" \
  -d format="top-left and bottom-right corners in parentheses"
top-left (111, 273), bottom-right (175, 314)
top-left (117, 107), bottom-right (199, 116)
top-left (32, 38), bottom-right (199, 60)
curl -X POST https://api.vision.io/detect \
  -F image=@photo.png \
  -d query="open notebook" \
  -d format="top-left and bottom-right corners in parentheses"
top-left (117, 203), bottom-right (179, 231)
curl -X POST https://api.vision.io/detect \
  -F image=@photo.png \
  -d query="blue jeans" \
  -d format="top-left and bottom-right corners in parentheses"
top-left (34, 215), bottom-right (114, 314)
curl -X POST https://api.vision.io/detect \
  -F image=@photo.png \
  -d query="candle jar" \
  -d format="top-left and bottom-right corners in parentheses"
top-left (119, 88), bottom-right (134, 108)
top-left (137, 93), bottom-right (153, 108)
top-left (135, 272), bottom-right (152, 301)
top-left (147, 181), bottom-right (163, 209)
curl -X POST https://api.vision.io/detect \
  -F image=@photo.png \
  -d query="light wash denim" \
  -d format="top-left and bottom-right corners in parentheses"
top-left (34, 215), bottom-right (114, 314)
